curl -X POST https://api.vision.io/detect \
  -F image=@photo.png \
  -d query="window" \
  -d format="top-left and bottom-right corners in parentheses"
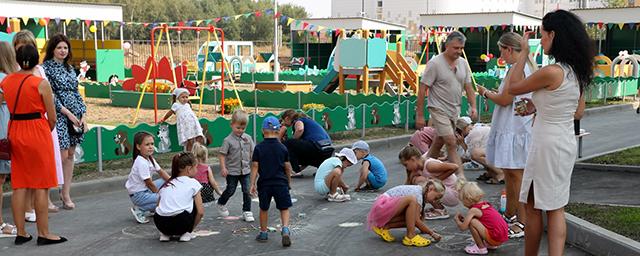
top-left (378, 0), bottom-right (383, 7)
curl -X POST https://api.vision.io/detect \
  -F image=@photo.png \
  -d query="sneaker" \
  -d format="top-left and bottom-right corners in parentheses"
top-left (130, 207), bottom-right (149, 224)
top-left (217, 204), bottom-right (229, 217)
top-left (243, 211), bottom-right (255, 222)
top-left (159, 233), bottom-right (170, 242)
top-left (327, 192), bottom-right (350, 202)
top-left (203, 202), bottom-right (214, 208)
top-left (256, 231), bottom-right (268, 242)
top-left (463, 162), bottom-right (481, 170)
top-left (25, 211), bottom-right (36, 223)
top-left (424, 208), bottom-right (450, 220)
top-left (281, 227), bottom-right (291, 247)
top-left (179, 232), bottom-right (192, 242)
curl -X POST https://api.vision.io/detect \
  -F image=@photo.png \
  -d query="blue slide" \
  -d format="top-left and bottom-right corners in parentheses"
top-left (314, 47), bottom-right (339, 93)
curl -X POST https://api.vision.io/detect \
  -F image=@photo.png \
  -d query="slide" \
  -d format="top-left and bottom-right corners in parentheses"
top-left (314, 47), bottom-right (340, 93)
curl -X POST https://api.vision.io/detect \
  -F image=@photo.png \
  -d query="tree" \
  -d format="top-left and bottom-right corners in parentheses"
top-left (600, 0), bottom-right (629, 7)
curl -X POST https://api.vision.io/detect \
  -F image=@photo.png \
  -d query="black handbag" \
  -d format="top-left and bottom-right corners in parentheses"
top-left (0, 75), bottom-right (32, 160)
top-left (67, 117), bottom-right (84, 136)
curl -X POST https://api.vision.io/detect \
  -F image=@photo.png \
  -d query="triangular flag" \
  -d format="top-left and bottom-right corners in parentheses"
top-left (264, 9), bottom-right (274, 16)
top-left (287, 18), bottom-right (294, 26)
top-left (196, 20), bottom-right (203, 26)
top-left (205, 19), bottom-right (212, 25)
top-left (501, 24), bottom-right (507, 30)
top-left (84, 19), bottom-right (91, 27)
top-left (492, 25), bottom-right (498, 31)
top-left (234, 15), bottom-right (242, 20)
top-left (243, 13), bottom-right (252, 18)
top-left (302, 22), bottom-right (309, 30)
top-left (104, 20), bottom-right (110, 26)
top-left (33, 18), bottom-right (40, 24)
top-left (223, 16), bottom-right (231, 22)
top-left (485, 26), bottom-right (491, 32)
top-left (618, 23), bottom-right (624, 30)
top-left (280, 15), bottom-right (287, 24)
top-left (317, 26), bottom-right (325, 32)
top-left (469, 27), bottom-right (475, 32)
top-left (461, 27), bottom-right (467, 32)
top-left (478, 26), bottom-right (484, 32)
top-left (214, 17), bottom-right (221, 23)
top-left (22, 17), bottom-right (29, 25)
top-left (0, 17), bottom-right (5, 25)
top-left (625, 23), bottom-right (634, 29)
top-left (54, 17), bottom-right (60, 25)
top-left (275, 12), bottom-right (281, 18)
top-left (255, 11), bottom-right (262, 17)
top-left (65, 18), bottom-right (71, 25)
top-left (6, 25), bottom-right (11, 33)
top-left (112, 21), bottom-right (119, 27)
top-left (178, 21), bottom-right (185, 27)
top-left (143, 23), bottom-right (149, 28)
top-left (607, 23), bottom-right (614, 29)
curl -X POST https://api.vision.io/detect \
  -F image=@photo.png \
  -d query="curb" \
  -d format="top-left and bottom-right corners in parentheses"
top-left (574, 162), bottom-right (640, 173)
top-left (2, 134), bottom-right (412, 209)
top-left (566, 212), bottom-right (640, 256)
top-left (583, 103), bottom-right (634, 116)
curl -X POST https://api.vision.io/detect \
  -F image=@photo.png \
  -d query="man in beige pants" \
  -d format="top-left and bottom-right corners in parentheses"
top-left (416, 31), bottom-right (477, 179)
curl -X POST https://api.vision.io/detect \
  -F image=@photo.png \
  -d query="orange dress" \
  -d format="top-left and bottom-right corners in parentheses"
top-left (0, 73), bottom-right (56, 189)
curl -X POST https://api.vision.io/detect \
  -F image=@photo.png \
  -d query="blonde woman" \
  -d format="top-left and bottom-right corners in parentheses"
top-left (476, 32), bottom-right (537, 239)
top-left (13, 30), bottom-right (64, 217)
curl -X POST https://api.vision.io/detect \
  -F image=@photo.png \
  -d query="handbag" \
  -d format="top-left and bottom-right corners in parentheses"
top-left (67, 117), bottom-right (84, 136)
top-left (0, 75), bottom-right (32, 160)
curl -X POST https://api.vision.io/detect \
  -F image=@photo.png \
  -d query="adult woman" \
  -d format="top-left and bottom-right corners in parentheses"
top-left (0, 44), bottom-right (67, 245)
top-left (279, 109), bottom-right (334, 176)
top-left (476, 32), bottom-right (537, 239)
top-left (42, 34), bottom-right (87, 210)
top-left (13, 30), bottom-right (63, 217)
top-left (509, 10), bottom-right (592, 256)
top-left (0, 41), bottom-right (17, 237)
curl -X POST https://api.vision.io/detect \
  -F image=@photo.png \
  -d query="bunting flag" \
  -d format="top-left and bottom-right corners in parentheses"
top-left (54, 17), bottom-right (60, 25)
top-left (65, 18), bottom-right (71, 25)
top-left (21, 17), bottom-right (29, 25)
top-left (0, 17), bottom-right (5, 25)
top-left (84, 19), bottom-right (92, 27)
top-left (618, 23), bottom-right (624, 30)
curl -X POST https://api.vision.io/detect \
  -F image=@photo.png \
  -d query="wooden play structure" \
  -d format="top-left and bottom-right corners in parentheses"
top-left (254, 81), bottom-right (313, 92)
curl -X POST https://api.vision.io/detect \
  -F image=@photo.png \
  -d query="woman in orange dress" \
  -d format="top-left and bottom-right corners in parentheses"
top-left (0, 44), bottom-right (67, 245)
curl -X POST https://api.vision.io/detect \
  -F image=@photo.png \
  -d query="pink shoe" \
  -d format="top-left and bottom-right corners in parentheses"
top-left (464, 244), bottom-right (488, 255)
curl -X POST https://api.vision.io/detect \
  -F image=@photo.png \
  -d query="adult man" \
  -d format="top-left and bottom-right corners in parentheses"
top-left (416, 31), bottom-right (477, 178)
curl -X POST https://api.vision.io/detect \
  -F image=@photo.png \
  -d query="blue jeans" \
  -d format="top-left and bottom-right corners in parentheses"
top-left (130, 179), bottom-right (165, 212)
top-left (217, 174), bottom-right (251, 212)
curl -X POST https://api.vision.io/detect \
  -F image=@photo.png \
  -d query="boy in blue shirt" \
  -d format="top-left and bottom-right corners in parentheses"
top-left (352, 140), bottom-right (388, 191)
top-left (250, 116), bottom-right (293, 247)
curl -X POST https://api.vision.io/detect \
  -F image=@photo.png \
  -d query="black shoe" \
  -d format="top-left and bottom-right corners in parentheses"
top-left (15, 234), bottom-right (33, 245)
top-left (37, 236), bottom-right (68, 246)
top-left (636, 107), bottom-right (639, 114)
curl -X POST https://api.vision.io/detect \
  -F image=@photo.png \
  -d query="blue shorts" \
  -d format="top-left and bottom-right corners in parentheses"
top-left (367, 172), bottom-right (386, 189)
top-left (258, 186), bottom-right (292, 211)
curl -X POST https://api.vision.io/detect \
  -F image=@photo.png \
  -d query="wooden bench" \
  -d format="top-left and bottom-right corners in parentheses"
top-left (576, 131), bottom-right (591, 158)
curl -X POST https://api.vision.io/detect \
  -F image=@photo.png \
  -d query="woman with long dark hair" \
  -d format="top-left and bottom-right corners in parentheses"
top-left (509, 10), bottom-right (593, 256)
top-left (279, 109), bottom-right (334, 176)
top-left (42, 34), bottom-right (87, 210)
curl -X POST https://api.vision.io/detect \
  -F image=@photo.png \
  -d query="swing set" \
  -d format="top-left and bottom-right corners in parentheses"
top-left (131, 24), bottom-right (245, 124)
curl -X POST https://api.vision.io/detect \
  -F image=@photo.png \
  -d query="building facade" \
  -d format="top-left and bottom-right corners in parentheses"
top-left (331, 0), bottom-right (605, 33)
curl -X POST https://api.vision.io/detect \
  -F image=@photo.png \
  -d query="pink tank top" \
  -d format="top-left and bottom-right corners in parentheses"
top-left (195, 163), bottom-right (209, 183)
top-left (472, 201), bottom-right (508, 244)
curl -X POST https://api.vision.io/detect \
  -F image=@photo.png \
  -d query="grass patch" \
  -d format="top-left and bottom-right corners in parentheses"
top-left (566, 203), bottom-right (640, 242)
top-left (1, 127), bottom-right (412, 190)
top-left (585, 98), bottom-right (630, 109)
top-left (585, 147), bottom-right (640, 166)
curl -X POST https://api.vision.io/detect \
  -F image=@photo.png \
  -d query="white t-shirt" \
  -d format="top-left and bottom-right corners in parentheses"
top-left (125, 155), bottom-right (161, 194)
top-left (155, 176), bottom-right (202, 216)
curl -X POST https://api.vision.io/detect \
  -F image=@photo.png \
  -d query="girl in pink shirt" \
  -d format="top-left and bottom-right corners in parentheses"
top-left (192, 143), bottom-right (221, 206)
top-left (454, 182), bottom-right (508, 255)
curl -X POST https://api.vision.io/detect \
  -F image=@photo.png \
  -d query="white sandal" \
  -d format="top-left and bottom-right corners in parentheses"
top-left (0, 223), bottom-right (17, 238)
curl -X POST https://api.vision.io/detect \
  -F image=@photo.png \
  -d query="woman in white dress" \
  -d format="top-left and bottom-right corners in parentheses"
top-left (509, 10), bottom-right (592, 256)
top-left (477, 32), bottom-right (536, 239)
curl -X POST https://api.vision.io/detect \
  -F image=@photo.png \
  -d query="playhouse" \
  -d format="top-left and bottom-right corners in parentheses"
top-left (419, 11), bottom-right (541, 72)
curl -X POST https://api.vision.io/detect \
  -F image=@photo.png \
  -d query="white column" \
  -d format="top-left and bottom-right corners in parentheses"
top-left (273, 0), bottom-right (280, 81)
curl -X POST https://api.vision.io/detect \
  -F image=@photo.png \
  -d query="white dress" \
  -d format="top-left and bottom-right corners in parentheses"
top-left (519, 63), bottom-right (580, 211)
top-left (172, 102), bottom-right (204, 146)
top-left (486, 64), bottom-right (533, 169)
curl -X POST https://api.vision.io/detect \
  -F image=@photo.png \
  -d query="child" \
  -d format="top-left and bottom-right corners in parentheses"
top-left (454, 182), bottom-right (508, 254)
top-left (159, 88), bottom-right (204, 152)
top-left (367, 180), bottom-right (444, 247)
top-left (249, 116), bottom-right (293, 247)
top-left (217, 110), bottom-right (255, 221)
top-left (125, 131), bottom-right (170, 224)
top-left (399, 145), bottom-right (460, 220)
top-left (192, 142), bottom-right (222, 206)
top-left (154, 152), bottom-right (205, 242)
top-left (314, 148), bottom-right (357, 202)
top-left (351, 140), bottom-right (387, 191)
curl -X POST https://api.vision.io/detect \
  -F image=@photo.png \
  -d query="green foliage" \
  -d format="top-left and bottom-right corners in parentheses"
top-left (566, 203), bottom-right (640, 241)
top-left (586, 146), bottom-right (640, 166)
top-left (600, 0), bottom-right (630, 8)
top-left (53, 0), bottom-right (308, 41)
